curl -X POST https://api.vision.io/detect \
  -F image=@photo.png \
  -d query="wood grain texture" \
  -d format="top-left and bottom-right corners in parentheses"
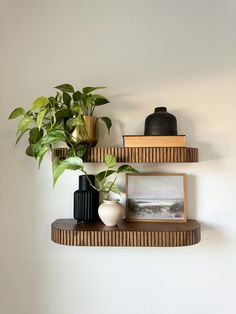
top-left (51, 147), bottom-right (199, 163)
top-left (51, 219), bottom-right (201, 247)
top-left (123, 135), bottom-right (186, 147)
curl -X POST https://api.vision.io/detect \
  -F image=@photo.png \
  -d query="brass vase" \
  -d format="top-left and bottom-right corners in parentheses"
top-left (70, 115), bottom-right (99, 147)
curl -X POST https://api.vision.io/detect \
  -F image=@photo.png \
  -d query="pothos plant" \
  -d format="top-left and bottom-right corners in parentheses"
top-left (9, 84), bottom-right (138, 190)
top-left (8, 83), bottom-right (112, 165)
top-left (53, 154), bottom-right (139, 199)
top-left (53, 83), bottom-right (112, 137)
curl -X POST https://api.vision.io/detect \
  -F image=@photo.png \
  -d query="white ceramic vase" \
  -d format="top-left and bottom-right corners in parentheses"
top-left (98, 200), bottom-right (124, 226)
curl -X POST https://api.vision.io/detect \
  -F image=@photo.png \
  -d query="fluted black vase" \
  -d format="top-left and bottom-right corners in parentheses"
top-left (144, 107), bottom-right (178, 136)
top-left (74, 175), bottom-right (99, 223)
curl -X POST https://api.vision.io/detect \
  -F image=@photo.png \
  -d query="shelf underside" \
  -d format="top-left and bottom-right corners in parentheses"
top-left (51, 219), bottom-right (201, 247)
top-left (52, 147), bottom-right (198, 163)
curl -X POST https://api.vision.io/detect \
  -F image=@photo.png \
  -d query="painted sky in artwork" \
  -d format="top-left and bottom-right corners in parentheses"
top-left (128, 175), bottom-right (184, 199)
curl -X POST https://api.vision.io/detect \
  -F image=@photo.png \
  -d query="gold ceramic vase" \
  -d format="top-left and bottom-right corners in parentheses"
top-left (70, 115), bottom-right (99, 147)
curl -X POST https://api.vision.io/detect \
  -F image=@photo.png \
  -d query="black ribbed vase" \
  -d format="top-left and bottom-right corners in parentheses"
top-left (144, 107), bottom-right (178, 136)
top-left (74, 175), bottom-right (99, 223)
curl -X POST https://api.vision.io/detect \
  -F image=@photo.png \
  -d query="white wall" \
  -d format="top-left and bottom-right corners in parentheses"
top-left (0, 0), bottom-right (236, 313)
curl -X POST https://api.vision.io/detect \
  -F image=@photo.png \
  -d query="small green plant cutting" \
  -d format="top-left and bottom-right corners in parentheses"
top-left (9, 83), bottom-right (138, 197)
top-left (53, 154), bottom-right (138, 199)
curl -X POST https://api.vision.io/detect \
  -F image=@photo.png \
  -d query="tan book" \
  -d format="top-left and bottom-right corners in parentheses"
top-left (123, 135), bottom-right (186, 147)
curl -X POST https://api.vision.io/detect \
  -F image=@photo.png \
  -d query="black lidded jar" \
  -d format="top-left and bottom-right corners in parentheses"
top-left (144, 107), bottom-right (178, 136)
top-left (74, 175), bottom-right (99, 223)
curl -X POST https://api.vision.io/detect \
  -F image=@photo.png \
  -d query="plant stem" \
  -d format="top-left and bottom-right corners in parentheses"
top-left (64, 131), bottom-right (77, 157)
top-left (91, 104), bottom-right (95, 116)
top-left (64, 130), bottom-right (77, 142)
top-left (82, 171), bottom-right (97, 190)
top-left (97, 167), bottom-right (109, 192)
top-left (107, 175), bottom-right (118, 194)
top-left (103, 192), bottom-right (108, 200)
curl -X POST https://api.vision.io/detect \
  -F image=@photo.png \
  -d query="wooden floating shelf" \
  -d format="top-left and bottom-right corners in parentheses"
top-left (51, 219), bottom-right (201, 247)
top-left (52, 147), bottom-right (198, 163)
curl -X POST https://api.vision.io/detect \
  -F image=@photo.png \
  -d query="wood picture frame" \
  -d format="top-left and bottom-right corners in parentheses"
top-left (126, 173), bottom-right (187, 223)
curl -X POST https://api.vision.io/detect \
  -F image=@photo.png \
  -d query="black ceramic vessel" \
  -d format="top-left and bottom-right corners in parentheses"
top-left (144, 107), bottom-right (178, 136)
top-left (74, 175), bottom-right (99, 223)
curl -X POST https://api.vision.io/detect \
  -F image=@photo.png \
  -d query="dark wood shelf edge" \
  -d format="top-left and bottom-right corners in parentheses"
top-left (51, 219), bottom-right (201, 247)
top-left (51, 147), bottom-right (199, 163)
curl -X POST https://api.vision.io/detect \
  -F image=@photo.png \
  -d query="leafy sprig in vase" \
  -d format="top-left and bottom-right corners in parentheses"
top-left (52, 154), bottom-right (139, 226)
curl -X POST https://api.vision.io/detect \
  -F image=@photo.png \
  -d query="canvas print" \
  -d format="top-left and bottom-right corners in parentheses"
top-left (126, 174), bottom-right (186, 222)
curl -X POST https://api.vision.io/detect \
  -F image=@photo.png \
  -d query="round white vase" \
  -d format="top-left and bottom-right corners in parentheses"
top-left (98, 200), bottom-right (124, 226)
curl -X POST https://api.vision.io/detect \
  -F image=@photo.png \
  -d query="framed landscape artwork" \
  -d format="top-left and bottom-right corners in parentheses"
top-left (126, 173), bottom-right (187, 223)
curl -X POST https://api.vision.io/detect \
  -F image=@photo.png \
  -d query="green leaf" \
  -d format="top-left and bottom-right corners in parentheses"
top-left (63, 157), bottom-right (84, 168)
top-left (63, 92), bottom-right (71, 107)
top-left (33, 130), bottom-right (66, 155)
top-left (37, 108), bottom-right (48, 130)
top-left (52, 156), bottom-right (60, 170)
top-left (40, 129), bottom-right (66, 146)
top-left (84, 94), bottom-right (93, 108)
top-left (55, 92), bottom-right (62, 103)
top-left (16, 127), bottom-right (30, 145)
top-left (38, 145), bottom-right (49, 168)
top-left (94, 95), bottom-right (110, 106)
top-left (53, 122), bottom-right (64, 130)
top-left (66, 116), bottom-right (84, 130)
top-left (100, 117), bottom-right (112, 133)
top-left (55, 84), bottom-right (74, 93)
top-left (66, 118), bottom-right (76, 130)
top-left (82, 86), bottom-right (105, 95)
top-left (65, 146), bottom-right (86, 158)
top-left (48, 96), bottom-right (56, 104)
top-left (66, 148), bottom-right (76, 158)
top-left (72, 104), bottom-right (82, 114)
top-left (55, 109), bottom-right (70, 121)
top-left (106, 181), bottom-right (121, 195)
top-left (32, 142), bottom-right (41, 158)
top-left (105, 154), bottom-right (116, 168)
top-left (52, 157), bottom-right (76, 184)
top-left (73, 91), bottom-right (82, 102)
top-left (96, 170), bottom-right (116, 182)
top-left (8, 107), bottom-right (25, 119)
top-left (117, 165), bottom-right (139, 173)
top-left (31, 96), bottom-right (49, 111)
top-left (75, 145), bottom-right (87, 157)
top-left (29, 127), bottom-right (44, 144)
top-left (25, 145), bottom-right (35, 157)
top-left (18, 115), bottom-right (33, 131)
top-left (52, 158), bottom-right (68, 186)
top-left (51, 108), bottom-right (56, 125)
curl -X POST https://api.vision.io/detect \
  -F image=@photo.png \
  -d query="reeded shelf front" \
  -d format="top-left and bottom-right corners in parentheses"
top-left (52, 147), bottom-right (198, 163)
top-left (51, 219), bottom-right (201, 247)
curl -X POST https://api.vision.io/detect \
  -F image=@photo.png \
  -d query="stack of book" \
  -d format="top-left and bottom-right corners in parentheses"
top-left (123, 135), bottom-right (186, 147)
